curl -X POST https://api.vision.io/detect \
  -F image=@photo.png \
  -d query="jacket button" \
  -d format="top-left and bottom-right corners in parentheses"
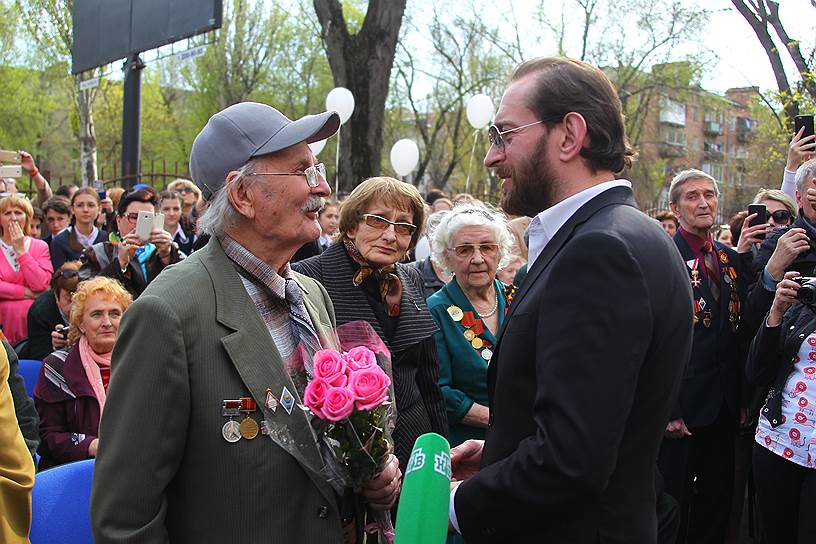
top-left (800, 334), bottom-right (806, 338)
top-left (790, 325), bottom-right (796, 330)
top-left (318, 506), bottom-right (329, 518)
top-left (772, 419), bottom-right (778, 424)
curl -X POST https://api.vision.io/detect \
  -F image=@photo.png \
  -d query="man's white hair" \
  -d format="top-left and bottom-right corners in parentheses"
top-left (668, 169), bottom-right (720, 204)
top-left (196, 160), bottom-right (259, 238)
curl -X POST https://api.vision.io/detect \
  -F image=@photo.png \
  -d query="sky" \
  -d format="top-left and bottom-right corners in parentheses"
top-left (461, 0), bottom-right (815, 96)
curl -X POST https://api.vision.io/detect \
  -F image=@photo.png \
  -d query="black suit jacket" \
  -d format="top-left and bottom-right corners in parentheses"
top-left (671, 233), bottom-right (747, 427)
top-left (454, 186), bottom-right (693, 544)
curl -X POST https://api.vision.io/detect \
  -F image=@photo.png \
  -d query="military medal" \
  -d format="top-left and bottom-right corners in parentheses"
top-left (447, 305), bottom-right (464, 321)
top-left (239, 397), bottom-right (259, 440)
top-left (690, 260), bottom-right (702, 288)
top-left (221, 399), bottom-right (242, 443)
top-left (463, 329), bottom-right (476, 341)
top-left (471, 337), bottom-right (484, 349)
top-left (481, 348), bottom-right (493, 361)
top-left (222, 420), bottom-right (241, 443)
top-left (719, 250), bottom-right (729, 265)
top-left (265, 388), bottom-right (279, 413)
top-left (703, 310), bottom-right (712, 328)
top-left (280, 386), bottom-right (295, 415)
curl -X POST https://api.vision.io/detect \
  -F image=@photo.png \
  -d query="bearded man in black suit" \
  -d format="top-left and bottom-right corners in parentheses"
top-left (447, 56), bottom-right (693, 544)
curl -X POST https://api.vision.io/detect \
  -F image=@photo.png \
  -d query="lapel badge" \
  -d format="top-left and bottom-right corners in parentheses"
top-left (265, 388), bottom-right (279, 413)
top-left (719, 250), bottom-right (729, 265)
top-left (447, 305), bottom-right (464, 322)
top-left (280, 386), bottom-right (295, 415)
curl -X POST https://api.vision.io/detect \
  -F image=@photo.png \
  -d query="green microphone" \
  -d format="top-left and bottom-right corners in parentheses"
top-left (394, 433), bottom-right (451, 544)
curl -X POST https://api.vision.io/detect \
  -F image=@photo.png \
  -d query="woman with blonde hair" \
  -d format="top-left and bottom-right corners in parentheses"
top-left (0, 195), bottom-right (53, 344)
top-left (34, 277), bottom-right (133, 469)
top-left (167, 178), bottom-right (202, 228)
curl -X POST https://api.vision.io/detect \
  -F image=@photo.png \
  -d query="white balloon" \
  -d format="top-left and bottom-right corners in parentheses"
top-left (325, 87), bottom-right (355, 124)
top-left (390, 139), bottom-right (420, 177)
top-left (466, 94), bottom-right (495, 129)
top-left (308, 139), bottom-right (326, 155)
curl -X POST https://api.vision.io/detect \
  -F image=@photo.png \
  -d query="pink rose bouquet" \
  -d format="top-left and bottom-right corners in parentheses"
top-left (303, 330), bottom-right (396, 543)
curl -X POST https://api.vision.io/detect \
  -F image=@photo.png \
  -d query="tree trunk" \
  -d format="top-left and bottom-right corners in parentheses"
top-left (314, 0), bottom-right (407, 191)
top-left (731, 0), bottom-right (798, 121)
top-left (76, 76), bottom-right (97, 186)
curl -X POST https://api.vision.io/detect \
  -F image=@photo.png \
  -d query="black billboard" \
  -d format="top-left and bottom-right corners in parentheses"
top-left (72, 0), bottom-right (222, 74)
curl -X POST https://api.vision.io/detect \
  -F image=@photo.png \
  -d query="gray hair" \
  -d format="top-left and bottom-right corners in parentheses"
top-left (795, 158), bottom-right (816, 196)
top-left (668, 169), bottom-right (720, 204)
top-left (430, 204), bottom-right (514, 275)
top-left (196, 160), bottom-right (259, 238)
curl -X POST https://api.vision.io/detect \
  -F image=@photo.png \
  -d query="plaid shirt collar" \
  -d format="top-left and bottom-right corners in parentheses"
top-left (218, 234), bottom-right (308, 300)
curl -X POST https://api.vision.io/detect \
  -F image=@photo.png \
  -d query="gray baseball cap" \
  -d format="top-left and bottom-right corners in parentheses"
top-left (189, 102), bottom-right (340, 199)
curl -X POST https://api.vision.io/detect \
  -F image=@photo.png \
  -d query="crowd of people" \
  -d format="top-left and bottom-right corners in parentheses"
top-left (1, 54), bottom-right (816, 544)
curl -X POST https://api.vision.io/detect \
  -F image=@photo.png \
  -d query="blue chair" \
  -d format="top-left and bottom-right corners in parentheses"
top-left (17, 359), bottom-right (41, 397)
top-left (30, 458), bottom-right (95, 544)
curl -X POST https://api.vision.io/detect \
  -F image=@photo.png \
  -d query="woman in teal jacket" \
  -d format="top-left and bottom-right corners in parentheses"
top-left (426, 204), bottom-right (516, 447)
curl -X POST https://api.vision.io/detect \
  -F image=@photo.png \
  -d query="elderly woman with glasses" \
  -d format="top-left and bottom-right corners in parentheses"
top-left (0, 195), bottom-right (53, 344)
top-left (80, 187), bottom-right (183, 298)
top-left (294, 176), bottom-right (448, 470)
top-left (425, 204), bottom-right (516, 446)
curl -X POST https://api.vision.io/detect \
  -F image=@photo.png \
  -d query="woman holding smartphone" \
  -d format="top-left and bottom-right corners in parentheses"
top-left (79, 187), bottom-right (182, 298)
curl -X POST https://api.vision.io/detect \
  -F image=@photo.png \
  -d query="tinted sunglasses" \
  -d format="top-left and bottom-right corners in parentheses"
top-left (769, 210), bottom-right (792, 223)
top-left (52, 269), bottom-right (79, 281)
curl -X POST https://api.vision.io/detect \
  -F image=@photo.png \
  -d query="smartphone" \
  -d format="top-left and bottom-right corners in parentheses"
top-left (152, 212), bottom-right (165, 232)
top-left (0, 165), bottom-right (22, 178)
top-left (0, 150), bottom-right (21, 164)
top-left (795, 115), bottom-right (815, 140)
top-left (135, 211), bottom-right (155, 241)
top-left (748, 204), bottom-right (768, 240)
top-left (97, 190), bottom-right (106, 201)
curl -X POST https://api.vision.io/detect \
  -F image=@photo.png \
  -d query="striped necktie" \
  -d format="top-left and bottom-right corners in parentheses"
top-left (702, 241), bottom-right (720, 302)
top-left (284, 279), bottom-right (323, 378)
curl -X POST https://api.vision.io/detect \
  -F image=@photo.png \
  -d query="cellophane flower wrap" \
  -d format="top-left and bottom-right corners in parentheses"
top-left (302, 321), bottom-right (397, 543)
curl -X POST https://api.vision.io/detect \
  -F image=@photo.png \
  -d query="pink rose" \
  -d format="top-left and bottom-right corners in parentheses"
top-left (345, 346), bottom-right (377, 372)
top-left (348, 366), bottom-right (391, 411)
top-left (303, 378), bottom-right (331, 418)
top-left (321, 386), bottom-right (356, 422)
top-left (313, 349), bottom-right (348, 387)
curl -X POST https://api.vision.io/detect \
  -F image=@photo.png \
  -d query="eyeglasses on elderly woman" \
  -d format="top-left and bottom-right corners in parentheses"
top-left (361, 213), bottom-right (417, 236)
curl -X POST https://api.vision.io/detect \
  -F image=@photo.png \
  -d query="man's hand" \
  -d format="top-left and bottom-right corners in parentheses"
top-left (665, 418), bottom-right (692, 439)
top-left (736, 212), bottom-right (769, 253)
top-left (766, 228), bottom-right (811, 281)
top-left (768, 271), bottom-right (802, 327)
top-left (788, 127), bottom-right (816, 171)
top-left (451, 439), bottom-right (484, 481)
top-left (360, 454), bottom-right (401, 511)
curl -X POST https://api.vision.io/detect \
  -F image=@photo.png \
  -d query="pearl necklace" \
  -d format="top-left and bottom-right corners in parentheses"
top-left (474, 288), bottom-right (498, 318)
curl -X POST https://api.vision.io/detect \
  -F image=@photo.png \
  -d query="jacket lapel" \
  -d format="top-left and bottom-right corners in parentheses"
top-left (200, 241), bottom-right (334, 503)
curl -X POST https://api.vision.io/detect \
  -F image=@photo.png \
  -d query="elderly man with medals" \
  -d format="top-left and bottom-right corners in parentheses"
top-left (90, 102), bottom-right (400, 544)
top-left (659, 169), bottom-right (747, 544)
top-left (426, 204), bottom-right (517, 447)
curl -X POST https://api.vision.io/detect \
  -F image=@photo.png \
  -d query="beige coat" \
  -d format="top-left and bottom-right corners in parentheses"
top-left (0, 345), bottom-right (35, 543)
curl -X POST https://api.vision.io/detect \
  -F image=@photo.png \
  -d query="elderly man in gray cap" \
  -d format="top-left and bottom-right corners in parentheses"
top-left (91, 102), bottom-right (401, 544)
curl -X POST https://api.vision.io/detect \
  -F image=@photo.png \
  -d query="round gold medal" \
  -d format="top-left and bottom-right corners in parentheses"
top-left (471, 337), bottom-right (484, 349)
top-left (239, 417), bottom-right (259, 440)
top-left (463, 329), bottom-right (476, 341)
top-left (447, 305), bottom-right (464, 321)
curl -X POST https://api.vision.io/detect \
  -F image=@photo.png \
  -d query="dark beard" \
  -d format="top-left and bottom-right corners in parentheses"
top-left (500, 145), bottom-right (560, 217)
